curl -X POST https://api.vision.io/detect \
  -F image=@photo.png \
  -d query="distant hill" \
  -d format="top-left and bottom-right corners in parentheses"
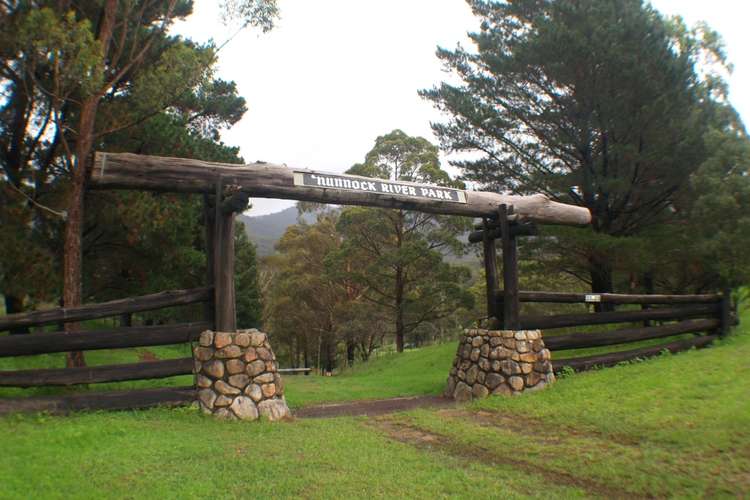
top-left (238, 207), bottom-right (316, 256)
top-left (239, 206), bottom-right (480, 270)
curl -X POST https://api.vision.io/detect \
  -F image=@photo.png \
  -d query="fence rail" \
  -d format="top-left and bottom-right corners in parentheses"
top-left (494, 289), bottom-right (732, 374)
top-left (505, 290), bottom-right (722, 305)
top-left (0, 287), bottom-right (213, 413)
top-left (518, 304), bottom-right (720, 330)
top-left (543, 318), bottom-right (719, 351)
top-left (0, 287), bottom-right (212, 331)
top-left (0, 322), bottom-right (210, 357)
top-left (551, 335), bottom-right (717, 373)
top-left (0, 358), bottom-right (193, 387)
top-left (0, 386), bottom-right (195, 414)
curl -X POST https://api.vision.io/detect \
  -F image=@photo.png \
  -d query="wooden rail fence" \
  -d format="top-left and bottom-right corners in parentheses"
top-left (0, 287), bottom-right (212, 414)
top-left (494, 290), bottom-right (733, 373)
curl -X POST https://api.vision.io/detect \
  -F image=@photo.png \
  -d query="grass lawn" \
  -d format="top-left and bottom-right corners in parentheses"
top-left (1, 310), bottom-right (748, 498)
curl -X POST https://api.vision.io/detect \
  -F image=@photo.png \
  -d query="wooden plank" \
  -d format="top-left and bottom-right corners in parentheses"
top-left (544, 318), bottom-right (720, 351)
top-left (0, 386), bottom-right (195, 415)
top-left (483, 218), bottom-right (499, 322)
top-left (0, 322), bottom-right (210, 357)
top-left (467, 223), bottom-right (538, 243)
top-left (504, 290), bottom-right (722, 305)
top-left (520, 304), bottom-right (719, 330)
top-left (0, 288), bottom-right (212, 332)
top-left (552, 335), bottom-right (717, 373)
top-left (500, 205), bottom-right (520, 330)
top-left (90, 152), bottom-right (592, 226)
top-left (0, 358), bottom-right (193, 387)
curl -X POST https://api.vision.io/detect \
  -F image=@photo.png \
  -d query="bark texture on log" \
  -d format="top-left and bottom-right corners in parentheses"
top-left (90, 153), bottom-right (591, 225)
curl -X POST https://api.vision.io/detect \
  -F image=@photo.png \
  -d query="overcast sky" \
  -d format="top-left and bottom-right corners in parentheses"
top-left (174, 0), bottom-right (750, 216)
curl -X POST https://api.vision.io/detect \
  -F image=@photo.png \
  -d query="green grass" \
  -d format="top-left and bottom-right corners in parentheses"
top-left (0, 408), bottom-right (587, 499)
top-left (1, 311), bottom-right (748, 497)
top-left (284, 342), bottom-right (457, 407)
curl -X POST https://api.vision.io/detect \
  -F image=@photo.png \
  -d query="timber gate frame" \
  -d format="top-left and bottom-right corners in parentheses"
top-left (0, 152), bottom-right (734, 413)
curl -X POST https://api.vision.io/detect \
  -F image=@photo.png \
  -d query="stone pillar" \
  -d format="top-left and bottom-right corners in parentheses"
top-left (445, 329), bottom-right (555, 401)
top-left (193, 328), bottom-right (291, 421)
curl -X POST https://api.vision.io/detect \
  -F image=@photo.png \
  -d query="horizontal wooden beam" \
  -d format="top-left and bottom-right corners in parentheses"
top-left (552, 335), bottom-right (717, 373)
top-left (467, 223), bottom-right (538, 243)
top-left (0, 386), bottom-right (195, 415)
top-left (0, 288), bottom-right (212, 332)
top-left (505, 290), bottom-right (722, 305)
top-left (520, 304), bottom-right (719, 330)
top-left (0, 322), bottom-right (210, 357)
top-left (0, 358), bottom-right (193, 387)
top-left (544, 318), bottom-right (719, 351)
top-left (90, 152), bottom-right (592, 226)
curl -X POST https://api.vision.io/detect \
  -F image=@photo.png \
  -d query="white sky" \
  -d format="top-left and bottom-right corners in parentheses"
top-left (174, 0), bottom-right (750, 216)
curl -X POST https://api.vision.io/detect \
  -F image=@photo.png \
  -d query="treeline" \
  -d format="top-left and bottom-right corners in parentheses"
top-left (421, 0), bottom-right (750, 304)
top-left (262, 131), bottom-right (477, 371)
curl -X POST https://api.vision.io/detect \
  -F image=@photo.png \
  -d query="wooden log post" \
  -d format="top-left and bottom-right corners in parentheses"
top-left (500, 205), bottom-right (520, 330)
top-left (212, 180), bottom-right (251, 333)
top-left (482, 217), bottom-right (499, 326)
top-left (203, 194), bottom-right (216, 328)
top-left (213, 177), bottom-right (233, 332)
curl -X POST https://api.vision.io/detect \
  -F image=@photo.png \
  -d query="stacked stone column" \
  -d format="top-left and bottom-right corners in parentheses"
top-left (193, 329), bottom-right (291, 421)
top-left (445, 329), bottom-right (555, 401)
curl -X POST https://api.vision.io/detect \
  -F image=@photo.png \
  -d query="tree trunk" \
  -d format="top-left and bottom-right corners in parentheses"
top-left (395, 210), bottom-right (405, 352)
top-left (63, 150), bottom-right (89, 368)
top-left (62, 0), bottom-right (119, 368)
top-left (4, 295), bottom-right (29, 335)
top-left (346, 338), bottom-right (355, 367)
top-left (588, 253), bottom-right (615, 313)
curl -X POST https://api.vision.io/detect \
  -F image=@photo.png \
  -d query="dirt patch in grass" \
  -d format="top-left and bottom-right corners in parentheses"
top-left (370, 416), bottom-right (642, 499)
top-left (137, 350), bottom-right (159, 362)
top-left (294, 395), bottom-right (455, 418)
top-left (439, 408), bottom-right (642, 447)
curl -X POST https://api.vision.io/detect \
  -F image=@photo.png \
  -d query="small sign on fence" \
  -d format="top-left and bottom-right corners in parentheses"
top-left (585, 294), bottom-right (602, 303)
top-left (293, 172), bottom-right (467, 203)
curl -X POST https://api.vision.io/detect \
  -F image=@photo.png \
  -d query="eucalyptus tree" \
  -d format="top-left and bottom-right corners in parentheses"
top-left (335, 130), bottom-right (473, 352)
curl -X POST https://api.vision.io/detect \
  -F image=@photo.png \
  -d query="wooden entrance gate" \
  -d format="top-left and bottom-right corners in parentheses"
top-left (0, 151), bottom-right (732, 412)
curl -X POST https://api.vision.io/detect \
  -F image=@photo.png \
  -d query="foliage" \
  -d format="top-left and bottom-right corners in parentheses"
top-left (336, 130), bottom-right (474, 352)
top-left (235, 224), bottom-right (262, 328)
top-left (263, 211), bottom-right (351, 371)
top-left (0, 1), bottom-right (265, 337)
top-left (421, 0), bottom-right (748, 294)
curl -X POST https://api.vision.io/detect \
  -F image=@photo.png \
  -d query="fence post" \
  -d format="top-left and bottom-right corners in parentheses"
top-left (499, 204), bottom-right (519, 330)
top-left (213, 177), bottom-right (237, 332)
top-left (203, 193), bottom-right (216, 329)
top-left (482, 217), bottom-right (499, 326)
top-left (720, 288), bottom-right (732, 338)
